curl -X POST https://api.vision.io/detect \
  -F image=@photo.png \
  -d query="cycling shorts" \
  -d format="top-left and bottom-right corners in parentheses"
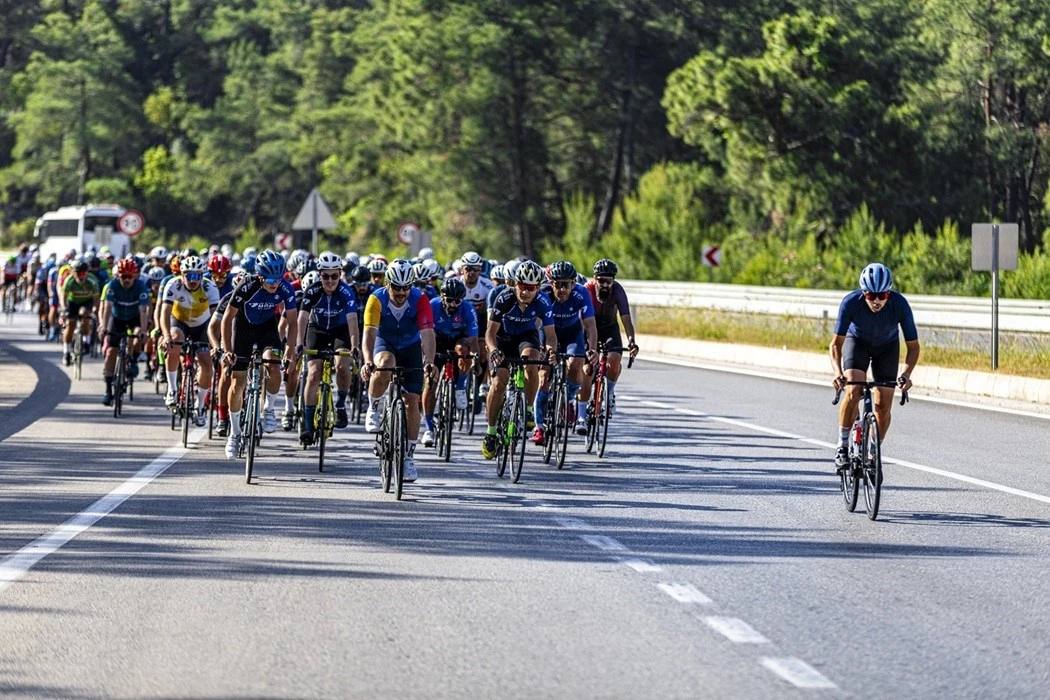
top-left (232, 316), bottom-right (281, 372)
top-left (843, 336), bottom-right (899, 383)
top-left (494, 329), bottom-right (541, 369)
top-left (555, 324), bottom-right (586, 356)
top-left (106, 317), bottom-right (140, 341)
top-left (305, 323), bottom-right (353, 354)
top-left (595, 322), bottom-right (622, 353)
top-left (173, 318), bottom-right (209, 344)
top-left (374, 337), bottom-right (424, 395)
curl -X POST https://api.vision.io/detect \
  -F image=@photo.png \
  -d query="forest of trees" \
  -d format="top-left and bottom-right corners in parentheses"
top-left (2, 0), bottom-right (1050, 295)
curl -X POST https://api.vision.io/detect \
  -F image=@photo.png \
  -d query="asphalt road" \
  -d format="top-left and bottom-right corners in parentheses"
top-left (2, 312), bottom-right (1049, 698)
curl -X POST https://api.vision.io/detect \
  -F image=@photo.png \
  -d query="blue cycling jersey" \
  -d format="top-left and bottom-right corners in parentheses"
top-left (229, 277), bottom-right (297, 324)
top-left (207, 272), bottom-right (235, 298)
top-left (489, 288), bottom-right (554, 336)
top-left (487, 283), bottom-right (508, 310)
top-left (431, 297), bottom-right (479, 338)
top-left (543, 283), bottom-right (595, 330)
top-left (300, 281), bottom-right (357, 331)
top-left (833, 290), bottom-right (918, 346)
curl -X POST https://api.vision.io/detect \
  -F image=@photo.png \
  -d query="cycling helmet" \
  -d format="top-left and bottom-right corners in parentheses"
top-left (385, 259), bottom-right (415, 287)
top-left (243, 246), bottom-right (258, 257)
top-left (859, 262), bottom-right (893, 293)
top-left (418, 247), bottom-right (435, 261)
top-left (515, 260), bottom-right (544, 285)
top-left (490, 264), bottom-right (505, 282)
top-left (441, 276), bottom-right (467, 301)
top-left (132, 254), bottom-right (147, 272)
top-left (460, 251), bottom-right (484, 268)
top-left (549, 261), bottom-right (577, 281)
top-left (181, 255), bottom-right (206, 274)
top-left (344, 251), bottom-right (360, 266)
top-left (221, 244), bottom-right (233, 256)
top-left (593, 258), bottom-right (618, 277)
top-left (148, 266), bottom-right (166, 282)
top-left (72, 261), bottom-right (88, 273)
top-left (287, 250), bottom-right (305, 272)
top-left (240, 254), bottom-right (256, 274)
top-left (295, 257), bottom-right (316, 276)
top-left (85, 253), bottom-right (100, 268)
top-left (423, 258), bottom-right (442, 280)
top-left (503, 259), bottom-right (522, 283)
top-left (256, 250), bottom-right (286, 282)
top-left (116, 258), bottom-right (138, 277)
top-left (411, 261), bottom-right (428, 283)
top-left (367, 258), bottom-right (388, 274)
top-left (316, 251), bottom-right (342, 271)
top-left (208, 254), bottom-right (232, 275)
top-left (301, 270), bottom-right (320, 289)
top-left (342, 259), bottom-right (356, 274)
top-left (350, 265), bottom-right (371, 284)
top-left (576, 272), bottom-right (587, 285)
top-left (182, 248), bottom-right (198, 258)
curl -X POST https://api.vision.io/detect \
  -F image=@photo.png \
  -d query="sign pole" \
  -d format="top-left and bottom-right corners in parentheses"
top-left (991, 224), bottom-right (999, 370)
top-left (311, 193), bottom-right (318, 256)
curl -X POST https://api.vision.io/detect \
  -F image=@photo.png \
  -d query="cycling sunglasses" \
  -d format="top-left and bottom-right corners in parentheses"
top-left (319, 273), bottom-right (340, 281)
top-left (119, 275), bottom-right (136, 282)
top-left (517, 283), bottom-right (538, 292)
top-left (261, 277), bottom-right (283, 285)
top-left (553, 280), bottom-right (573, 289)
top-left (184, 272), bottom-right (203, 282)
top-left (595, 276), bottom-right (615, 284)
top-left (864, 291), bottom-right (889, 301)
top-left (389, 283), bottom-right (411, 292)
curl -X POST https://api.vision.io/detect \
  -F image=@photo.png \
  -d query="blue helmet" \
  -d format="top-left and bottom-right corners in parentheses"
top-left (859, 263), bottom-right (893, 293)
top-left (257, 250), bottom-right (286, 283)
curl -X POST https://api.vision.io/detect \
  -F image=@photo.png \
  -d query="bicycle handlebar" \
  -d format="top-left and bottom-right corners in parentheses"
top-left (832, 380), bottom-right (909, 406)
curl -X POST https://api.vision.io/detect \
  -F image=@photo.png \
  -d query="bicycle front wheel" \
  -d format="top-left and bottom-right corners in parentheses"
top-left (862, 414), bottom-right (882, 520)
top-left (392, 399), bottom-right (407, 500)
top-left (466, 373), bottom-right (479, 435)
top-left (181, 367), bottom-right (194, 448)
top-left (440, 378), bottom-right (454, 462)
top-left (542, 385), bottom-right (559, 465)
top-left (840, 455), bottom-right (860, 512)
top-left (555, 390), bottom-right (570, 470)
top-left (317, 384), bottom-right (331, 472)
top-left (597, 377), bottom-right (611, 459)
top-left (113, 348), bottom-right (125, 418)
top-left (245, 390), bottom-right (259, 484)
top-left (510, 393), bottom-right (527, 483)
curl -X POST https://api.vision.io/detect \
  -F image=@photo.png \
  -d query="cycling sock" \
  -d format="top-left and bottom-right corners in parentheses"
top-left (230, 410), bottom-right (242, 436)
top-left (534, 390), bottom-right (548, 427)
top-left (424, 414), bottom-right (435, 431)
top-left (336, 390), bottom-right (347, 408)
top-left (284, 395), bottom-right (293, 412)
top-left (217, 405), bottom-right (229, 421)
top-left (608, 379), bottom-right (617, 395)
top-left (166, 370), bottom-right (177, 388)
top-left (266, 391), bottom-right (280, 411)
top-left (838, 427), bottom-right (849, 447)
top-left (486, 424), bottom-right (497, 436)
top-left (197, 387), bottom-right (209, 409)
top-left (566, 382), bottom-right (580, 402)
top-left (408, 440), bottom-right (417, 457)
top-left (64, 342), bottom-right (71, 354)
top-left (304, 405), bottom-right (316, 432)
top-left (455, 374), bottom-right (467, 390)
top-left (368, 393), bottom-right (382, 409)
top-left (577, 400), bottom-right (587, 421)
top-left (105, 376), bottom-right (113, 392)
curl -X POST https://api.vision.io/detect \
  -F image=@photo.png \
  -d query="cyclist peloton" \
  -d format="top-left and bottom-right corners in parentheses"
top-left (294, 251), bottom-right (361, 445)
top-left (420, 276), bottom-right (480, 448)
top-left (361, 259), bottom-right (437, 482)
top-left (830, 263), bottom-right (920, 469)
top-left (99, 258), bottom-right (150, 405)
top-left (160, 256), bottom-right (220, 425)
top-left (481, 260), bottom-right (557, 459)
top-left (220, 250), bottom-right (298, 459)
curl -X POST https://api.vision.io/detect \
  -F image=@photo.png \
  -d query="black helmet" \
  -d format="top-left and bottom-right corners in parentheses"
top-left (350, 265), bottom-right (371, 284)
top-left (342, 259), bottom-right (356, 274)
top-left (593, 258), bottom-right (618, 277)
top-left (549, 261), bottom-right (577, 281)
top-left (182, 248), bottom-right (198, 258)
top-left (441, 276), bottom-right (467, 301)
top-left (72, 261), bottom-right (88, 273)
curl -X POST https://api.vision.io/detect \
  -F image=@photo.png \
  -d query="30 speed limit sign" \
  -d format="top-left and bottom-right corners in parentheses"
top-left (117, 210), bottom-right (146, 237)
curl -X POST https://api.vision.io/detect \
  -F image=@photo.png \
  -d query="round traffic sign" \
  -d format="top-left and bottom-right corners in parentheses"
top-left (117, 210), bottom-right (145, 237)
top-left (397, 221), bottom-right (419, 246)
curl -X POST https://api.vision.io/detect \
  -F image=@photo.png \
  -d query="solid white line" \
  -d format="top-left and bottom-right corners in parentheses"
top-left (657, 582), bottom-right (712, 605)
top-left (580, 534), bottom-right (627, 551)
top-left (703, 617), bottom-right (770, 644)
top-left (622, 394), bottom-right (1050, 506)
top-left (614, 557), bottom-right (663, 573)
top-left (0, 429), bottom-right (203, 594)
top-left (760, 657), bottom-right (837, 689)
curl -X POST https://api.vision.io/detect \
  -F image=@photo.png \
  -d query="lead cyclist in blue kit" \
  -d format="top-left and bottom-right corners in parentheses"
top-left (829, 263), bottom-right (921, 470)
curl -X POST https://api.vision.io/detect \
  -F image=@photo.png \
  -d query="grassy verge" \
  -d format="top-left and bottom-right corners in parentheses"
top-left (636, 306), bottom-right (1050, 380)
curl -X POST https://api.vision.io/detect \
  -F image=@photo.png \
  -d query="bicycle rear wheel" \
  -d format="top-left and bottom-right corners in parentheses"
top-left (862, 414), bottom-right (882, 520)
top-left (585, 377), bottom-right (599, 453)
top-left (73, 331), bottom-right (83, 381)
top-left (379, 420), bottom-right (393, 493)
top-left (393, 399), bottom-right (406, 500)
top-left (511, 393), bottom-right (527, 483)
top-left (113, 344), bottom-right (125, 418)
top-left (349, 371), bottom-right (363, 424)
top-left (542, 384), bottom-right (559, 464)
top-left (466, 372), bottom-right (479, 435)
top-left (207, 368), bottom-right (219, 439)
top-left (840, 456), bottom-right (860, 512)
top-left (245, 391), bottom-right (258, 484)
top-left (597, 377), bottom-right (611, 458)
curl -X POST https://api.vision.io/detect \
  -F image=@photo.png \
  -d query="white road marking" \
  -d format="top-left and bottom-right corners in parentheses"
top-left (624, 394), bottom-right (1050, 506)
top-left (0, 430), bottom-right (204, 594)
top-left (657, 582), bottom-right (712, 604)
top-left (703, 617), bottom-right (770, 644)
top-left (553, 517), bottom-right (596, 531)
top-left (761, 657), bottom-right (837, 689)
top-left (614, 557), bottom-right (663, 573)
top-left (580, 534), bottom-right (628, 551)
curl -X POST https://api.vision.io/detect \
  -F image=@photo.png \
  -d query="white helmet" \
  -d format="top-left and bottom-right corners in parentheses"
top-left (423, 259), bottom-right (441, 279)
top-left (452, 259), bottom-right (463, 274)
top-left (301, 270), bottom-right (321, 288)
top-left (316, 251), bottom-right (342, 271)
top-left (418, 247), bottom-right (435, 261)
top-left (385, 259), bottom-right (415, 287)
top-left (220, 244), bottom-right (233, 256)
top-left (412, 261), bottom-right (428, 282)
top-left (503, 259), bottom-right (522, 283)
top-left (460, 251), bottom-right (484, 268)
top-left (181, 256), bottom-right (206, 274)
top-left (367, 258), bottom-right (388, 274)
top-left (345, 251), bottom-right (360, 266)
top-left (515, 260), bottom-right (544, 285)
top-left (149, 246), bottom-right (168, 259)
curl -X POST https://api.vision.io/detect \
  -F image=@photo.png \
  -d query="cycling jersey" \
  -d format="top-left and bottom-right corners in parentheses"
top-left (489, 288), bottom-right (554, 336)
top-left (363, 287), bottom-right (434, 350)
top-left (101, 278), bottom-right (150, 321)
top-left (422, 285), bottom-right (439, 300)
top-left (163, 278), bottom-right (220, 327)
top-left (544, 283), bottom-right (595, 330)
top-left (214, 291), bottom-right (233, 319)
top-left (229, 277), bottom-right (297, 324)
top-left (61, 274), bottom-right (99, 303)
top-left (300, 281), bottom-right (357, 332)
top-left (834, 290), bottom-right (918, 346)
top-left (486, 283), bottom-right (508, 310)
top-left (207, 272), bottom-right (235, 298)
top-left (431, 297), bottom-right (479, 339)
top-left (585, 279), bottom-right (630, 327)
top-left (2, 262), bottom-right (17, 284)
top-left (463, 276), bottom-right (494, 307)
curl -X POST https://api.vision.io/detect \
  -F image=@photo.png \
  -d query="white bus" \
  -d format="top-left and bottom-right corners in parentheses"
top-left (34, 203), bottom-right (132, 260)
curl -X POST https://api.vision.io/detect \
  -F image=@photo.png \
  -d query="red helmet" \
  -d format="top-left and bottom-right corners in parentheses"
top-left (207, 254), bottom-right (232, 275)
top-left (116, 258), bottom-right (138, 278)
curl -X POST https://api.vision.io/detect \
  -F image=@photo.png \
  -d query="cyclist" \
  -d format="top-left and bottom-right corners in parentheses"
top-left (207, 254), bottom-right (235, 297)
top-left (207, 273), bottom-right (245, 438)
top-left (830, 262), bottom-right (920, 469)
top-left (59, 260), bottom-right (101, 365)
top-left (481, 260), bottom-right (557, 460)
top-left (578, 258), bottom-right (638, 430)
top-left (361, 259), bottom-right (436, 483)
top-left (220, 250), bottom-right (298, 459)
top-left (99, 258), bottom-right (150, 405)
top-left (160, 255), bottom-right (220, 425)
top-left (294, 251), bottom-right (361, 445)
top-left (367, 258), bottom-right (388, 288)
top-left (536, 261), bottom-right (598, 442)
top-left (1, 255), bottom-right (18, 310)
top-left (420, 277), bottom-right (480, 447)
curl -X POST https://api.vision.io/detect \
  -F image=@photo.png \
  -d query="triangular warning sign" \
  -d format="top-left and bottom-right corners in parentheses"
top-left (291, 189), bottom-right (337, 230)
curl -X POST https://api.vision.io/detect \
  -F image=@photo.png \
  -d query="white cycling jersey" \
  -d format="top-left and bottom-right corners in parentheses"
top-left (463, 276), bottom-right (494, 306)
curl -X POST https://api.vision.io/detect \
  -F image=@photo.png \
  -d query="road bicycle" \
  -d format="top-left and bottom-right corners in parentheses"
top-left (237, 344), bottom-right (284, 484)
top-left (169, 339), bottom-right (210, 447)
top-left (2, 286), bottom-right (16, 324)
top-left (494, 356), bottom-right (548, 483)
top-left (68, 310), bottom-right (94, 381)
top-left (433, 353), bottom-right (478, 462)
top-left (348, 356), bottom-right (366, 425)
top-left (832, 380), bottom-right (909, 521)
top-left (541, 352), bottom-right (581, 469)
top-left (371, 366), bottom-right (410, 500)
top-left (207, 349), bottom-right (222, 439)
top-left (302, 347), bottom-right (355, 473)
top-left (112, 327), bottom-right (138, 418)
top-left (585, 339), bottom-right (634, 458)
top-left (457, 357), bottom-right (482, 435)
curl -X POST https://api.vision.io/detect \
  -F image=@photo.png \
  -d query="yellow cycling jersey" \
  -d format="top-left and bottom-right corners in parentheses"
top-left (163, 278), bottom-right (219, 327)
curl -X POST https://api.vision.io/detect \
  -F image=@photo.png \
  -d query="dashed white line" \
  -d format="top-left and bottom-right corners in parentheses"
top-left (657, 582), bottom-right (712, 604)
top-left (761, 657), bottom-right (837, 689)
top-left (580, 534), bottom-right (628, 551)
top-left (614, 557), bottom-right (663, 573)
top-left (553, 517), bottom-right (596, 531)
top-left (704, 617), bottom-right (770, 644)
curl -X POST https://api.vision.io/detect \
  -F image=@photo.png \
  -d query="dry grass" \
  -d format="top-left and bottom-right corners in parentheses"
top-left (636, 306), bottom-right (1050, 379)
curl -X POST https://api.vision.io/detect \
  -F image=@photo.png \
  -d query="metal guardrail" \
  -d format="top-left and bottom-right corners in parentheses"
top-left (624, 280), bottom-right (1050, 334)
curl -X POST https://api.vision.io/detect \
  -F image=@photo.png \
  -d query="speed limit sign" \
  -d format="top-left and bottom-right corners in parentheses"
top-left (117, 210), bottom-right (145, 237)
top-left (397, 221), bottom-right (419, 246)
